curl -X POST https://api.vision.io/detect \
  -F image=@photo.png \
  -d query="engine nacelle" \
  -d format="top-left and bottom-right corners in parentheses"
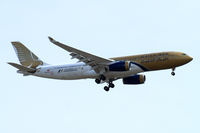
top-left (123, 74), bottom-right (146, 85)
top-left (109, 61), bottom-right (131, 71)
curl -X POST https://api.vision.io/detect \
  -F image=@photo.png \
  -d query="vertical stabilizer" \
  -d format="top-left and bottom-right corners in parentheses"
top-left (11, 42), bottom-right (45, 68)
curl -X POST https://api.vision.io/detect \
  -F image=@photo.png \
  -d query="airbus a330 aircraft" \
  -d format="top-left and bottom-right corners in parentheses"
top-left (8, 37), bottom-right (193, 91)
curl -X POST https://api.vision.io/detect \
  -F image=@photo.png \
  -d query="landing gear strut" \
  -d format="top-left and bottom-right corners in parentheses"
top-left (171, 68), bottom-right (175, 76)
top-left (100, 75), bottom-right (106, 81)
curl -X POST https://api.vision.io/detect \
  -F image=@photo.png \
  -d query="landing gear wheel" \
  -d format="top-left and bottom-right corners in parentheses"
top-left (95, 79), bottom-right (101, 84)
top-left (109, 83), bottom-right (115, 88)
top-left (171, 68), bottom-right (176, 76)
top-left (104, 86), bottom-right (109, 91)
top-left (171, 71), bottom-right (175, 76)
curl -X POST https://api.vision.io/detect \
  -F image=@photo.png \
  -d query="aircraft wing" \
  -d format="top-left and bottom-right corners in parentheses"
top-left (48, 37), bottom-right (113, 72)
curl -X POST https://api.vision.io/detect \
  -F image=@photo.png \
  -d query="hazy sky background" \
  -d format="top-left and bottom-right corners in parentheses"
top-left (1, 0), bottom-right (200, 133)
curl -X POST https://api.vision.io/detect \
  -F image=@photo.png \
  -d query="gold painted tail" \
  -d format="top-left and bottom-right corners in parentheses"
top-left (11, 42), bottom-right (45, 68)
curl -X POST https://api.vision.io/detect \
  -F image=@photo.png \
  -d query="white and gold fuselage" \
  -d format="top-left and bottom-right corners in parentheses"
top-left (34, 51), bottom-right (192, 80)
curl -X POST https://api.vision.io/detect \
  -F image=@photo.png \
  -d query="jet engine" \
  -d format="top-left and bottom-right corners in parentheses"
top-left (123, 74), bottom-right (146, 85)
top-left (109, 61), bottom-right (131, 71)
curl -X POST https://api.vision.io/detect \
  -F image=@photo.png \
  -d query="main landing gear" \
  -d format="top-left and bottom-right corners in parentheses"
top-left (95, 75), bottom-right (115, 92)
top-left (104, 82), bottom-right (115, 92)
top-left (171, 68), bottom-right (175, 76)
top-left (95, 75), bottom-right (106, 84)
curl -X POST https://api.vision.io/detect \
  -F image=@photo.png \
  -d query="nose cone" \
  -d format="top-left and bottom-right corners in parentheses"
top-left (184, 55), bottom-right (193, 64)
top-left (172, 52), bottom-right (193, 66)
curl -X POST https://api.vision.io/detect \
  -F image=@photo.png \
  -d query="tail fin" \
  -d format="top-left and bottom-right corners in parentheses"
top-left (11, 42), bottom-right (45, 68)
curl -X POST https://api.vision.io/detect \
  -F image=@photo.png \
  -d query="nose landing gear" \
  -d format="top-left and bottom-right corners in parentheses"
top-left (171, 68), bottom-right (175, 76)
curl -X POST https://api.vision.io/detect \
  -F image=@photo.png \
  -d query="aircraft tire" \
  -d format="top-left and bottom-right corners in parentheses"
top-left (95, 79), bottom-right (101, 84)
top-left (171, 72), bottom-right (175, 76)
top-left (104, 86), bottom-right (109, 91)
top-left (109, 83), bottom-right (115, 88)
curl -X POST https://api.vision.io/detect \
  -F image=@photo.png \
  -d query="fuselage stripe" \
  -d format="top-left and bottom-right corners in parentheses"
top-left (132, 62), bottom-right (149, 71)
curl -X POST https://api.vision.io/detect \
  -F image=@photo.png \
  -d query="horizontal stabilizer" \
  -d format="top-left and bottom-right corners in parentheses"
top-left (8, 62), bottom-right (36, 73)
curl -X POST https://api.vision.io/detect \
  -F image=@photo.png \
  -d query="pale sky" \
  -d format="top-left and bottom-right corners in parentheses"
top-left (1, 0), bottom-right (200, 133)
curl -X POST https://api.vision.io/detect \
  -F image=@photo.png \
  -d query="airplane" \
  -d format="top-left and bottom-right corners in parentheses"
top-left (8, 37), bottom-right (193, 91)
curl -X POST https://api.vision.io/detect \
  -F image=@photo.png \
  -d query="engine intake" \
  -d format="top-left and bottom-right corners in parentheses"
top-left (109, 61), bottom-right (131, 71)
top-left (123, 74), bottom-right (146, 85)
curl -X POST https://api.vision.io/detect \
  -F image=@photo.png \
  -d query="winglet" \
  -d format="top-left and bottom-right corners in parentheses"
top-left (48, 36), bottom-right (57, 44)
